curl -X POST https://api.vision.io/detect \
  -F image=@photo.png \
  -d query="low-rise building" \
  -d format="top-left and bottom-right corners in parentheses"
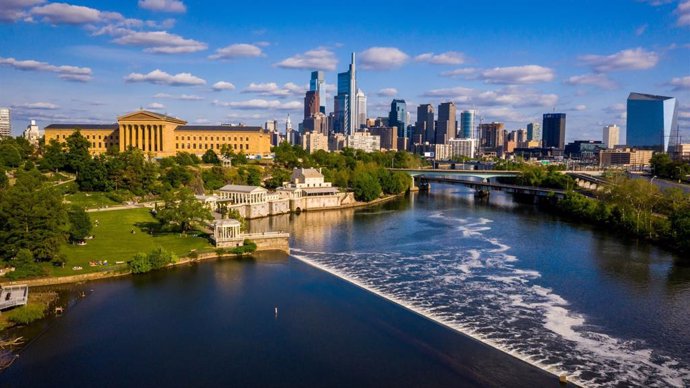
top-left (23, 120), bottom-right (40, 145)
top-left (346, 131), bottom-right (380, 152)
top-left (302, 131), bottom-right (329, 153)
top-left (599, 148), bottom-right (654, 168)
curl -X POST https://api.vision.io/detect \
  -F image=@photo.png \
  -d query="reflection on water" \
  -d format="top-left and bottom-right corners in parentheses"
top-left (285, 185), bottom-right (690, 387)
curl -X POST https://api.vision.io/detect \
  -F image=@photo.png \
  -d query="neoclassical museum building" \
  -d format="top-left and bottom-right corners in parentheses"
top-left (44, 110), bottom-right (272, 158)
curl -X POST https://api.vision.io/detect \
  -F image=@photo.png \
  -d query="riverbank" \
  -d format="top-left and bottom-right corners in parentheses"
top-left (0, 195), bottom-right (401, 290)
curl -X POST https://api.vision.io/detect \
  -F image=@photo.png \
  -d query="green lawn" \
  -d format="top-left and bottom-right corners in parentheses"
top-left (48, 208), bottom-right (212, 277)
top-left (63, 191), bottom-right (122, 209)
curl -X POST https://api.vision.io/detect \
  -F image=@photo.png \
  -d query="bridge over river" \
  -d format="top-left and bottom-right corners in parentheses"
top-left (413, 175), bottom-right (568, 200)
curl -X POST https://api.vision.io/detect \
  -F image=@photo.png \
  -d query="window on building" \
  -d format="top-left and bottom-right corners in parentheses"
top-left (193, 144), bottom-right (196, 149)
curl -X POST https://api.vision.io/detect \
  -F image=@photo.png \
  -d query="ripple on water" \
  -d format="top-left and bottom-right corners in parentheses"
top-left (292, 211), bottom-right (690, 387)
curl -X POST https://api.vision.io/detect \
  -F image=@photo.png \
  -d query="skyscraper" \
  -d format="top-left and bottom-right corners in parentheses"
top-left (603, 124), bottom-right (619, 149)
top-left (415, 104), bottom-right (434, 144)
top-left (389, 99), bottom-right (407, 139)
top-left (355, 89), bottom-right (367, 129)
top-left (309, 71), bottom-right (326, 114)
top-left (335, 53), bottom-right (357, 135)
top-left (526, 122), bottom-right (542, 144)
top-left (542, 113), bottom-right (566, 149)
top-left (460, 110), bottom-right (476, 139)
top-left (626, 92), bottom-right (679, 152)
top-left (0, 108), bottom-right (10, 137)
top-left (435, 102), bottom-right (456, 145)
top-left (479, 122), bottom-right (505, 149)
top-left (304, 90), bottom-right (319, 119)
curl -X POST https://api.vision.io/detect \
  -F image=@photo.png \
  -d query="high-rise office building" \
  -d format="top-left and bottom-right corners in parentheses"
top-left (304, 90), bottom-right (319, 119)
top-left (435, 102), bottom-right (456, 145)
top-left (355, 89), bottom-right (367, 129)
top-left (389, 99), bottom-right (407, 139)
top-left (626, 92), bottom-right (679, 152)
top-left (479, 122), bottom-right (505, 149)
top-left (309, 71), bottom-right (326, 114)
top-left (335, 53), bottom-right (357, 135)
top-left (542, 113), bottom-right (566, 149)
top-left (527, 122), bottom-right (541, 144)
top-left (0, 108), bottom-right (10, 137)
top-left (603, 124), bottom-right (619, 149)
top-left (460, 110), bottom-right (476, 139)
top-left (415, 104), bottom-right (434, 144)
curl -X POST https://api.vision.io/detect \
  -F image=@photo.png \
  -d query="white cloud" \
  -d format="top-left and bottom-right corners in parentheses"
top-left (147, 102), bottom-right (165, 110)
top-left (0, 56), bottom-right (92, 81)
top-left (377, 88), bottom-right (398, 97)
top-left (209, 43), bottom-right (263, 60)
top-left (213, 99), bottom-right (302, 110)
top-left (440, 68), bottom-right (478, 77)
top-left (275, 48), bottom-right (337, 71)
top-left (212, 81), bottom-right (236, 91)
top-left (0, 0), bottom-right (44, 22)
top-left (636, 24), bottom-right (648, 36)
top-left (194, 118), bottom-right (211, 124)
top-left (138, 0), bottom-right (186, 13)
top-left (359, 47), bottom-right (409, 70)
top-left (415, 51), bottom-right (465, 65)
top-left (579, 47), bottom-right (659, 72)
top-left (423, 85), bottom-right (558, 108)
top-left (670, 75), bottom-right (690, 90)
top-left (124, 69), bottom-right (206, 86)
top-left (574, 104), bottom-right (587, 111)
top-left (153, 93), bottom-right (203, 100)
top-left (241, 82), bottom-right (305, 97)
top-left (113, 30), bottom-right (206, 54)
top-left (675, 0), bottom-right (690, 27)
top-left (480, 65), bottom-right (555, 84)
top-left (30, 3), bottom-right (122, 25)
top-left (13, 102), bottom-right (59, 110)
top-left (604, 103), bottom-right (626, 113)
top-left (565, 73), bottom-right (618, 90)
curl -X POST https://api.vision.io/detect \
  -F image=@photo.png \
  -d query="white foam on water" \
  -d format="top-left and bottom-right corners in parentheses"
top-left (291, 211), bottom-right (690, 387)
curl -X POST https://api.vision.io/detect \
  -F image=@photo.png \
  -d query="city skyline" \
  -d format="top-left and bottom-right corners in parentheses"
top-left (1, 0), bottom-right (689, 143)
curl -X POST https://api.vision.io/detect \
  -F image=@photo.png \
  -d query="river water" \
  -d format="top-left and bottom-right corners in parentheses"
top-left (252, 184), bottom-right (690, 387)
top-left (4, 183), bottom-right (690, 387)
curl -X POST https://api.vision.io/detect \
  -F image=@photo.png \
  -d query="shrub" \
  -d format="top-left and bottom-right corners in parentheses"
top-left (6, 303), bottom-right (45, 325)
top-left (129, 252), bottom-right (152, 274)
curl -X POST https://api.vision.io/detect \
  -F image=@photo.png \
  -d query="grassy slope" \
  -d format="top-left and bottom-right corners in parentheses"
top-left (49, 208), bottom-right (211, 276)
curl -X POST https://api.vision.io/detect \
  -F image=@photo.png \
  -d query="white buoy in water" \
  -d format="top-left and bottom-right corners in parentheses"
top-left (274, 307), bottom-right (278, 316)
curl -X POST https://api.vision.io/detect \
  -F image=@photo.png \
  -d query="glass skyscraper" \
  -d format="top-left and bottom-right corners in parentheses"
top-left (389, 99), bottom-right (407, 139)
top-left (460, 110), bottom-right (475, 139)
top-left (335, 53), bottom-right (357, 135)
top-left (626, 92), bottom-right (679, 152)
top-left (526, 122), bottom-right (541, 143)
top-left (542, 113), bottom-right (566, 149)
top-left (309, 71), bottom-right (325, 114)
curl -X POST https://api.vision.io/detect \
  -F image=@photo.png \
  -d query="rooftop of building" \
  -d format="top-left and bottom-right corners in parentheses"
top-left (218, 184), bottom-right (267, 193)
top-left (628, 92), bottom-right (675, 101)
top-left (292, 167), bottom-right (324, 179)
top-left (45, 123), bottom-right (118, 130)
top-left (176, 125), bottom-right (265, 132)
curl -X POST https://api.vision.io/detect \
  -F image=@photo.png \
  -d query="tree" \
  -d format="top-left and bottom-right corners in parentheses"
top-left (65, 131), bottom-right (92, 174)
top-left (0, 143), bottom-right (22, 167)
top-left (163, 165), bottom-right (193, 188)
top-left (129, 248), bottom-right (177, 274)
top-left (0, 167), bottom-right (8, 190)
top-left (352, 172), bottom-right (381, 202)
top-left (0, 169), bottom-right (68, 261)
top-left (5, 249), bottom-right (46, 280)
top-left (156, 188), bottom-right (213, 233)
top-left (39, 139), bottom-right (66, 172)
top-left (77, 157), bottom-right (109, 191)
top-left (68, 206), bottom-right (92, 242)
top-left (265, 168), bottom-right (290, 189)
top-left (202, 149), bottom-right (220, 164)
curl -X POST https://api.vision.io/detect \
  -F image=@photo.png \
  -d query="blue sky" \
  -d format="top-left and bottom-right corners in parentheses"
top-left (1, 0), bottom-right (689, 143)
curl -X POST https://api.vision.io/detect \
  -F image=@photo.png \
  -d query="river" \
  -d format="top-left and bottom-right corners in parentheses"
top-left (3, 183), bottom-right (690, 387)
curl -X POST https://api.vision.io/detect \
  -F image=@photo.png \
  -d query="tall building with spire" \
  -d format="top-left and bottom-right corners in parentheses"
top-left (335, 53), bottom-right (357, 135)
